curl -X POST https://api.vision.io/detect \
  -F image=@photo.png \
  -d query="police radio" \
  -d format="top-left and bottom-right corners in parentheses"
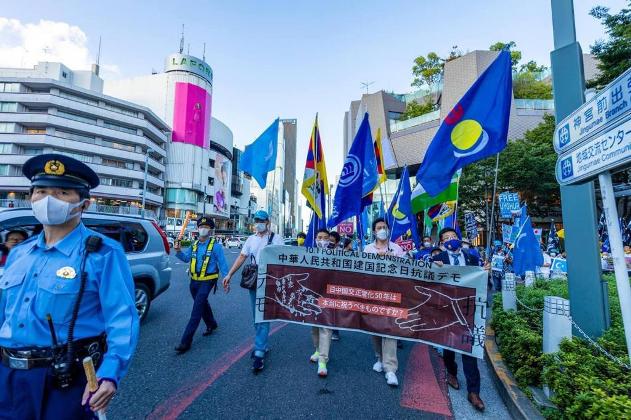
top-left (49, 235), bottom-right (102, 388)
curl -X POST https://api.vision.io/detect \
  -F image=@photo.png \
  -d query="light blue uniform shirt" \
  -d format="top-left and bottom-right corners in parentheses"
top-left (0, 223), bottom-right (139, 384)
top-left (175, 238), bottom-right (228, 278)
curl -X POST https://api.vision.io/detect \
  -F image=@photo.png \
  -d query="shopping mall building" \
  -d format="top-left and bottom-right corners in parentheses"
top-left (0, 62), bottom-right (169, 217)
top-left (105, 52), bottom-right (237, 228)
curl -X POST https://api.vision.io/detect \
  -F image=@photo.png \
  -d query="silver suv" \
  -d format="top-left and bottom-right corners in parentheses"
top-left (0, 208), bottom-right (171, 322)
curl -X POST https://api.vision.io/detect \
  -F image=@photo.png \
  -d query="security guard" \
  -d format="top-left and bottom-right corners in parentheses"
top-left (173, 216), bottom-right (228, 354)
top-left (0, 154), bottom-right (139, 419)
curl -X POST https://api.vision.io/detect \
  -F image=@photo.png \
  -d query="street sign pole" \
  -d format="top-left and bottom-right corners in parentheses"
top-left (599, 171), bottom-right (631, 359)
top-left (551, 0), bottom-right (609, 338)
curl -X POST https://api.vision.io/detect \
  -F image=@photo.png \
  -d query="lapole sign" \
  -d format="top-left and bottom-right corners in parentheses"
top-left (556, 115), bottom-right (631, 185)
top-left (165, 53), bottom-right (213, 84)
top-left (554, 67), bottom-right (631, 153)
top-left (254, 246), bottom-right (488, 359)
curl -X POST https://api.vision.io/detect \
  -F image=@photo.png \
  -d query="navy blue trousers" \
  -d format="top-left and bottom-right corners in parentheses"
top-left (0, 363), bottom-right (96, 420)
top-left (180, 280), bottom-right (218, 346)
top-left (443, 349), bottom-right (481, 394)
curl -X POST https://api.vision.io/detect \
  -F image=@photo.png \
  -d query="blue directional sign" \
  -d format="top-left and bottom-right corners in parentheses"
top-left (554, 67), bottom-right (631, 153)
top-left (556, 115), bottom-right (631, 185)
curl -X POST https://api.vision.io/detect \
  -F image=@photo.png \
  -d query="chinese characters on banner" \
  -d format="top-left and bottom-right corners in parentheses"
top-left (464, 212), bottom-right (478, 240)
top-left (255, 246), bottom-right (488, 359)
top-left (498, 192), bottom-right (520, 218)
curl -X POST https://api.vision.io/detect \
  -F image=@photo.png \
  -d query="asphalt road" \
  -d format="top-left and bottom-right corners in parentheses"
top-left (108, 249), bottom-right (510, 419)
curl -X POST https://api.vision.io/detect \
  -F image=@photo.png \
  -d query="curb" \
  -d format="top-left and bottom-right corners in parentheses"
top-left (485, 324), bottom-right (545, 420)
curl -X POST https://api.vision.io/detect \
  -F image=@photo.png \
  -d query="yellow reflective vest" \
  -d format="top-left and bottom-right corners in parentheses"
top-left (190, 238), bottom-right (219, 281)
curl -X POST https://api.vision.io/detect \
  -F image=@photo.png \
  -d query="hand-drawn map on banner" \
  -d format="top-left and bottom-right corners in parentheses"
top-left (255, 246), bottom-right (488, 359)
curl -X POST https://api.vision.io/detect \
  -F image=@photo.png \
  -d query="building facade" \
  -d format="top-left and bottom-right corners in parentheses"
top-left (225, 146), bottom-right (254, 235)
top-left (281, 119), bottom-right (298, 237)
top-left (105, 53), bottom-right (234, 225)
top-left (0, 62), bottom-right (169, 216)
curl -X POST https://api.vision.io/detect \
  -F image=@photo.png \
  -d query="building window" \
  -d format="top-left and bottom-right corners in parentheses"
top-left (0, 144), bottom-right (12, 153)
top-left (55, 130), bottom-right (95, 144)
top-left (209, 159), bottom-right (215, 167)
top-left (0, 164), bottom-right (17, 176)
top-left (102, 158), bottom-right (133, 170)
top-left (22, 148), bottom-right (43, 155)
top-left (0, 102), bottom-right (18, 112)
top-left (103, 121), bottom-right (137, 135)
top-left (101, 138), bottom-right (136, 152)
top-left (102, 103), bottom-right (138, 117)
top-left (56, 110), bottom-right (97, 125)
top-left (0, 123), bottom-right (18, 133)
top-left (57, 151), bottom-right (92, 163)
top-left (0, 83), bottom-right (20, 93)
top-left (208, 177), bottom-right (214, 186)
top-left (57, 90), bottom-right (99, 106)
top-left (101, 177), bottom-right (133, 188)
top-left (24, 128), bottom-right (46, 134)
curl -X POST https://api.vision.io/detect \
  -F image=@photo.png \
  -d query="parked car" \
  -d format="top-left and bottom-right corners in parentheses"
top-left (0, 208), bottom-right (172, 322)
top-left (225, 237), bottom-right (242, 249)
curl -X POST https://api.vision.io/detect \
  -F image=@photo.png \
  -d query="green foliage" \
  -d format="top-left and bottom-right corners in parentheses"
top-left (180, 239), bottom-right (192, 247)
top-left (489, 41), bottom-right (522, 70)
top-left (588, 2), bottom-right (631, 89)
top-left (513, 72), bottom-right (553, 99)
top-left (411, 52), bottom-right (443, 89)
top-left (492, 276), bottom-right (631, 419)
top-left (520, 60), bottom-right (548, 74)
top-left (399, 99), bottom-right (434, 121)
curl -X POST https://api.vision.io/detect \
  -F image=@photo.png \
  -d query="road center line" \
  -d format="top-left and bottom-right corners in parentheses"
top-left (147, 322), bottom-right (287, 420)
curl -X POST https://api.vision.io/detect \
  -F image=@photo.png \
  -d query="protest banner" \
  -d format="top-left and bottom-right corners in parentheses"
top-left (255, 246), bottom-right (488, 358)
top-left (502, 224), bottom-right (513, 243)
top-left (498, 192), bottom-right (520, 218)
top-left (491, 255), bottom-right (504, 272)
top-left (395, 238), bottom-right (414, 252)
top-left (464, 212), bottom-right (478, 240)
top-left (337, 222), bottom-right (354, 235)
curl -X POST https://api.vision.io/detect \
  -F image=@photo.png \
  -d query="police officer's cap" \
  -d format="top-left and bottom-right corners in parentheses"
top-left (197, 216), bottom-right (215, 229)
top-left (22, 153), bottom-right (99, 190)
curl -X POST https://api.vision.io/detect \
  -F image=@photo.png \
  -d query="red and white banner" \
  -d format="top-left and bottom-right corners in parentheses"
top-left (255, 246), bottom-right (488, 359)
top-left (337, 222), bottom-right (354, 235)
top-left (395, 239), bottom-right (414, 252)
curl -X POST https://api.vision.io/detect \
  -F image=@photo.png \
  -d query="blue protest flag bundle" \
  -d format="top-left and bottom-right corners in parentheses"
top-left (416, 50), bottom-right (512, 195)
top-left (305, 193), bottom-right (327, 247)
top-left (328, 113), bottom-right (378, 229)
top-left (386, 166), bottom-right (420, 247)
top-left (547, 222), bottom-right (560, 252)
top-left (239, 119), bottom-right (279, 188)
top-left (512, 205), bottom-right (544, 275)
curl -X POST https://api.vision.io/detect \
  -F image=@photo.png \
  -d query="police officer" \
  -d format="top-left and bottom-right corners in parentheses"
top-left (173, 216), bottom-right (228, 354)
top-left (0, 154), bottom-right (139, 419)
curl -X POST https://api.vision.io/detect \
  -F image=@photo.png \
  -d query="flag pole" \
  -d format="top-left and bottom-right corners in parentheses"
top-left (486, 153), bottom-right (500, 254)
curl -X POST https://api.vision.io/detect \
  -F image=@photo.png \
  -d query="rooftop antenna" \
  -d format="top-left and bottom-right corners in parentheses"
top-left (179, 24), bottom-right (184, 54)
top-left (187, 43), bottom-right (190, 55)
top-left (203, 42), bottom-right (206, 61)
top-left (360, 81), bottom-right (375, 94)
top-left (96, 36), bottom-right (102, 66)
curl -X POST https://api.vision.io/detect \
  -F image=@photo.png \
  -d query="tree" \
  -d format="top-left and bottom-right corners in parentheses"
top-left (513, 72), bottom-right (553, 99)
top-left (489, 41), bottom-right (522, 70)
top-left (411, 52), bottom-right (443, 90)
top-left (399, 99), bottom-right (434, 121)
top-left (588, 2), bottom-right (631, 89)
top-left (519, 60), bottom-right (547, 74)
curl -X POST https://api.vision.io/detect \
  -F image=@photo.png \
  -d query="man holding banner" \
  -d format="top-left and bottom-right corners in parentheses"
top-left (364, 218), bottom-right (406, 387)
top-left (433, 227), bottom-right (486, 412)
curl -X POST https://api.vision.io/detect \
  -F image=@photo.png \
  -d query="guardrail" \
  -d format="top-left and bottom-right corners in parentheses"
top-left (390, 110), bottom-right (440, 133)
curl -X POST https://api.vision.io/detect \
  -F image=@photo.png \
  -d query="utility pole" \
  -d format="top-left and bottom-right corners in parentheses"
top-left (550, 0), bottom-right (609, 337)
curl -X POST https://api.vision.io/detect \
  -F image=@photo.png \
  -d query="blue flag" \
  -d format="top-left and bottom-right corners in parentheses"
top-left (328, 113), bottom-right (378, 228)
top-left (386, 166), bottom-right (420, 248)
top-left (305, 192), bottom-right (327, 247)
top-left (512, 205), bottom-right (544, 275)
top-left (416, 50), bottom-right (512, 195)
top-left (239, 119), bottom-right (279, 188)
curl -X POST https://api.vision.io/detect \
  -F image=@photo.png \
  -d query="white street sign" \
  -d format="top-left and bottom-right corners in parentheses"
top-left (554, 67), bottom-right (631, 153)
top-left (556, 115), bottom-right (631, 185)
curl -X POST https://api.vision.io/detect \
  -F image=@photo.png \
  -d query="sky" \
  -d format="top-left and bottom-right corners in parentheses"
top-left (0, 0), bottom-right (627, 199)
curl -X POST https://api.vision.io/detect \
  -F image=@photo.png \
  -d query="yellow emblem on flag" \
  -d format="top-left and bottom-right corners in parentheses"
top-left (56, 266), bottom-right (77, 279)
top-left (44, 160), bottom-right (65, 176)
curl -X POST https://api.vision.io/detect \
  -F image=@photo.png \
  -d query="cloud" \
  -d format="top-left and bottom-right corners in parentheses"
top-left (0, 17), bottom-right (119, 77)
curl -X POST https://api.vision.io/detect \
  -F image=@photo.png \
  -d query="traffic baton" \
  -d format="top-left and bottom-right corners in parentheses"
top-left (178, 211), bottom-right (192, 240)
top-left (82, 357), bottom-right (108, 420)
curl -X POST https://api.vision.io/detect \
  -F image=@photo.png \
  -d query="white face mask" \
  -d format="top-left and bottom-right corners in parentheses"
top-left (255, 223), bottom-right (267, 233)
top-left (376, 229), bottom-right (389, 241)
top-left (32, 195), bottom-right (85, 226)
top-left (462, 244), bottom-right (470, 250)
top-left (198, 228), bottom-right (210, 237)
top-left (316, 240), bottom-right (329, 248)
top-left (423, 241), bottom-right (431, 248)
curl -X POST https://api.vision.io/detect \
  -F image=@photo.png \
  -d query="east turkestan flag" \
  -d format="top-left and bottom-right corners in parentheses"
top-left (239, 119), bottom-right (279, 188)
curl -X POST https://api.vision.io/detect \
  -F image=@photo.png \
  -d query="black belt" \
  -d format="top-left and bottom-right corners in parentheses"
top-left (1, 334), bottom-right (106, 370)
